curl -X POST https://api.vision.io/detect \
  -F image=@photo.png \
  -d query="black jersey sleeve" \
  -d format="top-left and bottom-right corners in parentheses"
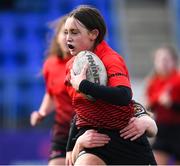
top-left (79, 80), bottom-right (132, 106)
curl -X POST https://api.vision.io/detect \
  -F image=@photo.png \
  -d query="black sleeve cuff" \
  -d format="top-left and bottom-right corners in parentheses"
top-left (79, 80), bottom-right (92, 94)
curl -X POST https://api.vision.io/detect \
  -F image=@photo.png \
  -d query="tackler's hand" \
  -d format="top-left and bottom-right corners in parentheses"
top-left (70, 63), bottom-right (89, 90)
top-left (120, 117), bottom-right (147, 141)
top-left (66, 151), bottom-right (73, 166)
top-left (72, 129), bottom-right (110, 164)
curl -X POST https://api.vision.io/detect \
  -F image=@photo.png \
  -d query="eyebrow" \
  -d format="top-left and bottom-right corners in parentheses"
top-left (70, 29), bottom-right (79, 31)
top-left (65, 28), bottom-right (79, 33)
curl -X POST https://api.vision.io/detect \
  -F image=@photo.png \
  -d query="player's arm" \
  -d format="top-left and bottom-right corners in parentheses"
top-left (70, 116), bottom-right (157, 164)
top-left (79, 80), bottom-right (132, 106)
top-left (30, 93), bottom-right (55, 126)
top-left (120, 101), bottom-right (157, 140)
top-left (70, 65), bottom-right (131, 106)
top-left (71, 129), bottom-right (110, 164)
top-left (66, 114), bottom-right (110, 165)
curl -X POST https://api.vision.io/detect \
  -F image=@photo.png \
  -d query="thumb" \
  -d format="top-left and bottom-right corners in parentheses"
top-left (81, 63), bottom-right (89, 75)
top-left (128, 117), bottom-right (136, 124)
top-left (70, 69), bottom-right (75, 78)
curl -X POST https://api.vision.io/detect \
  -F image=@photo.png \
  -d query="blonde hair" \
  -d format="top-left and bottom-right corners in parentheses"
top-left (46, 15), bottom-right (68, 59)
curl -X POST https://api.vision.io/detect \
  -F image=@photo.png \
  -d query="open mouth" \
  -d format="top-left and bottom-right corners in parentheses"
top-left (68, 44), bottom-right (75, 49)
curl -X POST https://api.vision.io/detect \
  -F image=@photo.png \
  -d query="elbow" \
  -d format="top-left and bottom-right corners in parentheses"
top-left (126, 91), bottom-right (132, 104)
top-left (151, 121), bottom-right (158, 137)
top-left (146, 119), bottom-right (158, 137)
top-left (113, 88), bottom-right (132, 106)
top-left (121, 88), bottom-right (132, 106)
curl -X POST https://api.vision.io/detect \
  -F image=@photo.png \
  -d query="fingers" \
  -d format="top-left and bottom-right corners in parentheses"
top-left (89, 133), bottom-right (110, 141)
top-left (120, 127), bottom-right (136, 138)
top-left (79, 129), bottom-right (110, 148)
top-left (120, 117), bottom-right (136, 134)
top-left (128, 117), bottom-right (136, 124)
top-left (120, 117), bottom-right (147, 140)
top-left (130, 134), bottom-right (141, 141)
top-left (120, 123), bottom-right (134, 134)
top-left (70, 63), bottom-right (88, 77)
top-left (30, 111), bottom-right (43, 126)
top-left (70, 69), bottom-right (75, 78)
top-left (30, 111), bottom-right (39, 126)
top-left (121, 130), bottom-right (138, 139)
top-left (66, 151), bottom-right (73, 166)
top-left (89, 135), bottom-right (110, 142)
top-left (70, 64), bottom-right (88, 90)
top-left (81, 63), bottom-right (89, 75)
top-left (87, 143), bottom-right (107, 148)
top-left (120, 117), bottom-right (143, 140)
top-left (86, 134), bottom-right (110, 143)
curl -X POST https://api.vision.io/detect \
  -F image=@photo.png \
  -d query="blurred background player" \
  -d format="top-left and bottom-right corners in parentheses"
top-left (30, 15), bottom-right (74, 165)
top-left (144, 45), bottom-right (180, 165)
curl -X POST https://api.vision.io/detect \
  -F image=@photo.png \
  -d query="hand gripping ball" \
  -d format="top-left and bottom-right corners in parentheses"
top-left (72, 50), bottom-right (107, 100)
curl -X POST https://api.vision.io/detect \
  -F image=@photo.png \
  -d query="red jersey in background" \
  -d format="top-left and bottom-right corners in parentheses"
top-left (43, 56), bottom-right (74, 136)
top-left (146, 70), bottom-right (180, 124)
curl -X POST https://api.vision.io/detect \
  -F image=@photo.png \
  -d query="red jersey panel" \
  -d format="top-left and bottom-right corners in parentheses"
top-left (43, 55), bottom-right (74, 135)
top-left (65, 41), bottom-right (134, 130)
top-left (146, 70), bottom-right (180, 124)
top-left (94, 41), bottom-right (131, 88)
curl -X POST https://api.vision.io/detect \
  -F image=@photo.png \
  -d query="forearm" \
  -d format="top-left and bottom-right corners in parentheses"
top-left (140, 115), bottom-right (158, 137)
top-left (71, 139), bottom-right (84, 164)
top-left (79, 80), bottom-right (132, 106)
top-left (38, 93), bottom-right (55, 116)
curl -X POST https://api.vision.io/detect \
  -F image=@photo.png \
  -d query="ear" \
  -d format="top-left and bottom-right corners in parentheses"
top-left (89, 29), bottom-right (99, 41)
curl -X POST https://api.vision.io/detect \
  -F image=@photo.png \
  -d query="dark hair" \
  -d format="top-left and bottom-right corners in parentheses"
top-left (68, 5), bottom-right (107, 47)
top-left (46, 15), bottom-right (68, 58)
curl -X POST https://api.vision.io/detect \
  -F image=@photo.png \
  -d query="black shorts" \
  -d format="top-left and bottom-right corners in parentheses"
top-left (48, 122), bottom-right (69, 160)
top-left (76, 127), bottom-right (157, 165)
top-left (153, 124), bottom-right (180, 160)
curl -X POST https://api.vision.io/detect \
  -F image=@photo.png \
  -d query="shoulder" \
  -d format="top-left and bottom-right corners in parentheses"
top-left (95, 41), bottom-right (126, 66)
top-left (43, 56), bottom-right (60, 69)
top-left (42, 56), bottom-right (62, 76)
top-left (102, 50), bottom-right (127, 71)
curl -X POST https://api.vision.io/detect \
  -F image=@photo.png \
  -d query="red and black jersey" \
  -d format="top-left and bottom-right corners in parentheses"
top-left (146, 70), bottom-right (180, 124)
top-left (43, 55), bottom-right (74, 136)
top-left (65, 41), bottom-right (134, 130)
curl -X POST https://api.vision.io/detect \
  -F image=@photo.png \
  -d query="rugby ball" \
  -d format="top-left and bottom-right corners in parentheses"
top-left (72, 50), bottom-right (107, 86)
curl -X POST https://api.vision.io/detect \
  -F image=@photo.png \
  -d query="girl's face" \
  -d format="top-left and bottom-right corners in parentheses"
top-left (154, 48), bottom-right (176, 75)
top-left (57, 24), bottom-right (69, 55)
top-left (64, 17), bottom-right (97, 56)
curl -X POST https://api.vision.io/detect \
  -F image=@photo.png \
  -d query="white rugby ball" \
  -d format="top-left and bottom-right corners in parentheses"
top-left (72, 50), bottom-right (107, 86)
